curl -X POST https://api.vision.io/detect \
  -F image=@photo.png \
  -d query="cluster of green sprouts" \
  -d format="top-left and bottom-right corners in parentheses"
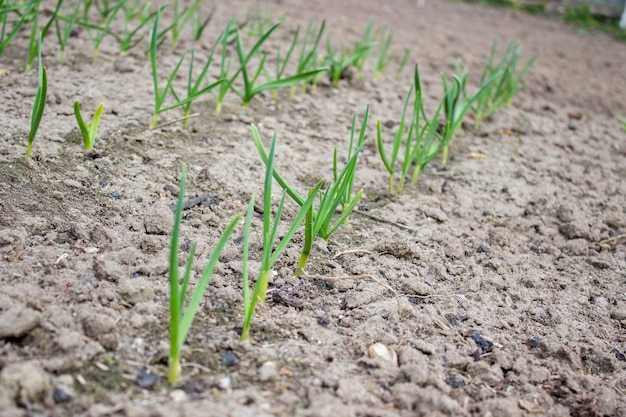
top-left (463, 41), bottom-right (542, 129)
top-left (6, 2), bottom-right (563, 387)
top-left (4, 1), bottom-right (425, 156)
top-left (376, 40), bottom-right (541, 194)
top-left (377, 65), bottom-right (443, 194)
top-left (167, 108), bottom-right (371, 379)
top-left (252, 107), bottom-right (369, 274)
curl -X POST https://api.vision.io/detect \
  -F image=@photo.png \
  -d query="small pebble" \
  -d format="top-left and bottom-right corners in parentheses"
top-left (217, 376), bottom-right (231, 391)
top-left (258, 361), bottom-right (278, 382)
top-left (444, 376), bottom-right (465, 388)
top-left (135, 369), bottom-right (159, 389)
top-left (170, 389), bottom-right (188, 402)
top-left (527, 337), bottom-right (541, 348)
top-left (469, 332), bottom-right (493, 353)
top-left (316, 316), bottom-right (330, 327)
top-left (52, 387), bottom-right (72, 403)
top-left (221, 351), bottom-right (238, 367)
top-left (611, 348), bottom-right (625, 362)
top-left (368, 342), bottom-right (398, 367)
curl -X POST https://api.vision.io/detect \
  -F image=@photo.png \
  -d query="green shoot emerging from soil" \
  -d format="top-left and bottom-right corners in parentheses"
top-left (114, 3), bottom-right (158, 56)
top-left (213, 19), bottom-right (235, 116)
top-left (149, 10), bottom-right (223, 128)
top-left (291, 19), bottom-right (325, 95)
top-left (74, 100), bottom-right (103, 151)
top-left (619, 116), bottom-right (626, 133)
top-left (335, 106), bottom-right (370, 219)
top-left (26, 32), bottom-right (46, 158)
top-left (170, 0), bottom-right (201, 48)
top-left (230, 23), bottom-right (325, 107)
top-left (83, 1), bottom-right (121, 61)
top-left (25, 0), bottom-right (60, 72)
top-left (353, 19), bottom-right (376, 78)
top-left (374, 27), bottom-right (393, 80)
top-left (169, 41), bottom-right (223, 127)
top-left (440, 62), bottom-right (497, 166)
top-left (252, 109), bottom-right (369, 274)
top-left (191, 3), bottom-right (215, 41)
top-left (241, 129), bottom-right (322, 341)
top-left (377, 64), bottom-right (443, 194)
top-left (470, 40), bottom-right (541, 128)
top-left (325, 38), bottom-right (374, 87)
top-left (395, 39), bottom-right (416, 79)
top-left (55, 1), bottom-right (80, 63)
top-left (1, 1), bottom-right (35, 56)
top-left (168, 164), bottom-right (241, 384)
top-left (266, 23), bottom-right (300, 100)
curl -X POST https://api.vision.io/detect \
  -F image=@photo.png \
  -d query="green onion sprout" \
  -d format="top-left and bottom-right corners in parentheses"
top-left (74, 100), bottom-right (104, 151)
top-left (241, 130), bottom-right (322, 341)
top-left (168, 163), bottom-right (241, 384)
top-left (26, 32), bottom-right (46, 158)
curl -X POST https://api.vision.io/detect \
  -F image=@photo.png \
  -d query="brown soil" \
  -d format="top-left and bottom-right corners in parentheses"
top-left (1, 0), bottom-right (626, 416)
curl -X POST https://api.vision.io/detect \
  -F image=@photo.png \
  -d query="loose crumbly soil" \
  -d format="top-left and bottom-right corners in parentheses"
top-left (1, 0), bottom-right (626, 416)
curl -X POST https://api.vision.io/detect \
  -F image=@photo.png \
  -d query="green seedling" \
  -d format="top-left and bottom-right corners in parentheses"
top-left (252, 108), bottom-right (369, 274)
top-left (377, 64), bottom-right (442, 194)
top-left (120, 0), bottom-right (148, 20)
top-left (394, 39), bottom-right (416, 79)
top-left (241, 131), bottom-right (322, 341)
top-left (619, 116), bottom-right (626, 133)
top-left (74, 100), bottom-right (103, 151)
top-left (290, 19), bottom-right (325, 95)
top-left (374, 28), bottom-right (393, 80)
top-left (232, 23), bottom-right (325, 106)
top-left (353, 19), bottom-right (376, 78)
top-left (212, 19), bottom-right (249, 116)
top-left (440, 64), bottom-right (496, 166)
top-left (115, 1), bottom-right (157, 55)
top-left (68, 2), bottom-right (151, 58)
top-left (170, 0), bottom-right (200, 48)
top-left (213, 20), bottom-right (233, 116)
top-left (225, 23), bottom-right (325, 109)
top-left (25, 0), bottom-right (61, 72)
top-left (149, 9), bottom-right (178, 128)
top-left (243, 0), bottom-right (286, 43)
top-left (80, 0), bottom-right (122, 61)
top-left (265, 24), bottom-right (300, 100)
top-left (54, 0), bottom-right (80, 63)
top-left (471, 40), bottom-right (541, 128)
top-left (168, 163), bottom-right (241, 384)
top-left (1, 0), bottom-right (36, 56)
top-left (191, 3), bottom-right (215, 41)
top-left (170, 42), bottom-right (223, 127)
top-left (82, 0), bottom-right (92, 21)
top-left (149, 10), bottom-right (222, 128)
top-left (298, 110), bottom-right (368, 273)
top-left (335, 106), bottom-right (369, 219)
top-left (26, 32), bottom-right (46, 158)
top-left (325, 38), bottom-right (374, 87)
top-left (92, 0), bottom-right (120, 23)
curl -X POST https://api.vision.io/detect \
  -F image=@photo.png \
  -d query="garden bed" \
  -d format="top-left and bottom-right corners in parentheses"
top-left (1, 0), bottom-right (625, 416)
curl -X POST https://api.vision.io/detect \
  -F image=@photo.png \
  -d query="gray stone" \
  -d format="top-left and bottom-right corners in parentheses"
top-left (0, 305), bottom-right (41, 339)
top-left (0, 361), bottom-right (52, 403)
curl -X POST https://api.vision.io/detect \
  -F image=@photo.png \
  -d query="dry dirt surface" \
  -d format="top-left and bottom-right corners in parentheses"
top-left (1, 0), bottom-right (626, 416)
